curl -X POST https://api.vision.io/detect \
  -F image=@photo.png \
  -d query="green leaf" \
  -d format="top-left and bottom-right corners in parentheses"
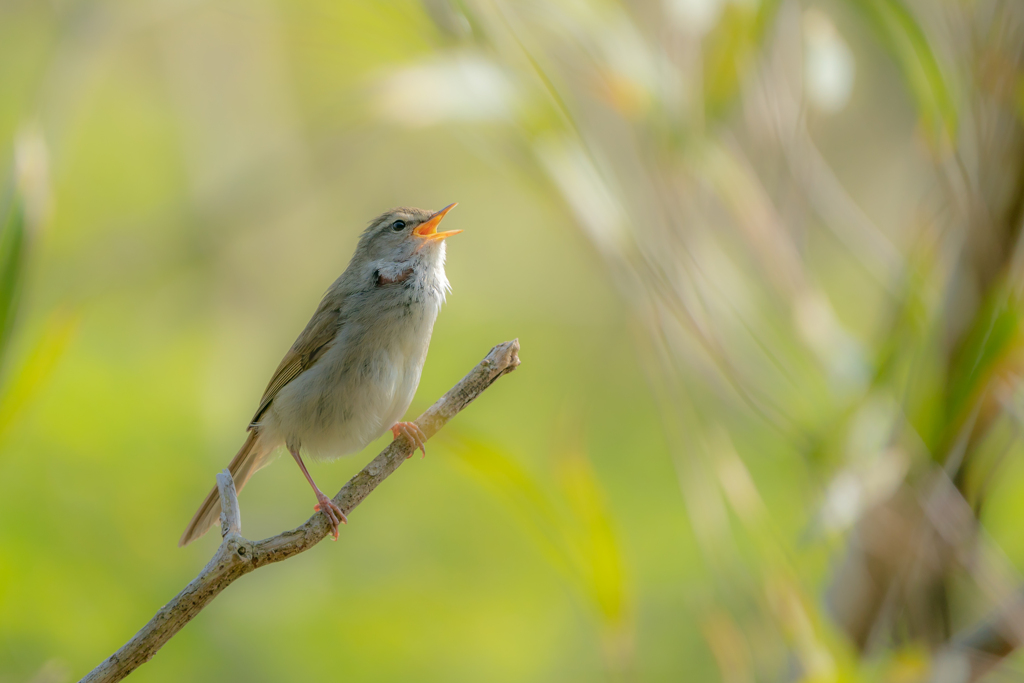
top-left (702, 0), bottom-right (784, 119)
top-left (848, 0), bottom-right (958, 147)
top-left (441, 432), bottom-right (630, 627)
top-left (0, 310), bottom-right (78, 447)
top-left (0, 175), bottom-right (28, 367)
top-left (945, 288), bottom-right (1021, 435)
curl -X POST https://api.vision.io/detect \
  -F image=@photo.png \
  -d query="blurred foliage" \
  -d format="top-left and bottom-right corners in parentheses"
top-left (2, 0), bottom-right (1024, 682)
top-left (0, 170), bottom-right (29, 357)
top-left (0, 130), bottom-right (74, 450)
top-left (851, 0), bottom-right (958, 148)
top-left (444, 429), bottom-right (633, 672)
top-left (703, 0), bottom-right (782, 117)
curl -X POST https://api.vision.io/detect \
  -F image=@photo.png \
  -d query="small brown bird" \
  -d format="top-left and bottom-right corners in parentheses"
top-left (179, 204), bottom-right (461, 546)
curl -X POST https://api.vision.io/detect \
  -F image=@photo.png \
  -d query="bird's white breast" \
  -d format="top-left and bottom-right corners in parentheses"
top-left (260, 263), bottom-right (444, 461)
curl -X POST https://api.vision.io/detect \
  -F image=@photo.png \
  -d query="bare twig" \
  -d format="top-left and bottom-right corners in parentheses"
top-left (80, 339), bottom-right (521, 683)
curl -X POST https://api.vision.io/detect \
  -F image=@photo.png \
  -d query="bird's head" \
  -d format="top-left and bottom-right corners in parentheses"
top-left (355, 203), bottom-right (460, 265)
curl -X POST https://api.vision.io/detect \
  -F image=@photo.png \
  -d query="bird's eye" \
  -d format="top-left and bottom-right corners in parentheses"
top-left (391, 220), bottom-right (406, 231)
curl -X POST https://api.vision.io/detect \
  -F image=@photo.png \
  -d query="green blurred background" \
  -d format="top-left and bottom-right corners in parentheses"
top-left (2, 0), bottom-right (1024, 681)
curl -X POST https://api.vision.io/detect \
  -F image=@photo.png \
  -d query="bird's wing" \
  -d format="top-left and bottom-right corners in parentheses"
top-left (249, 296), bottom-right (342, 427)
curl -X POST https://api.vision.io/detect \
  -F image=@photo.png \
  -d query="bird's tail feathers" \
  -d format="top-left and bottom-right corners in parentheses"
top-left (178, 430), bottom-right (271, 547)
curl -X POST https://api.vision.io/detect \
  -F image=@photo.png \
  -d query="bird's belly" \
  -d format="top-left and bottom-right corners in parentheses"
top-left (266, 313), bottom-right (432, 461)
top-left (317, 360), bottom-right (420, 459)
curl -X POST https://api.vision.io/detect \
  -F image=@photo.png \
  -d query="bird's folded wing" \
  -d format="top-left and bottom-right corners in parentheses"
top-left (249, 297), bottom-right (342, 427)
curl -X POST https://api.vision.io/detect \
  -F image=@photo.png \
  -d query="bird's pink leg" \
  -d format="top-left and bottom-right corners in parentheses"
top-left (391, 421), bottom-right (427, 458)
top-left (288, 444), bottom-right (347, 540)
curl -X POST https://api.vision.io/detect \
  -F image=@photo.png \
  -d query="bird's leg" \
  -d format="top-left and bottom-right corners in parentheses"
top-left (391, 421), bottom-right (427, 458)
top-left (288, 443), bottom-right (347, 540)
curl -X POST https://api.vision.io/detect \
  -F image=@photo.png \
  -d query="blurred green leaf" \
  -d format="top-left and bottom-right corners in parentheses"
top-left (442, 431), bottom-right (632, 661)
top-left (442, 432), bottom-right (577, 578)
top-left (1015, 75), bottom-right (1024, 126)
top-left (0, 172), bottom-right (28, 365)
top-left (703, 0), bottom-right (782, 119)
top-left (0, 309), bottom-right (78, 446)
top-left (555, 445), bottom-right (628, 625)
top-left (848, 0), bottom-right (958, 147)
top-left (0, 138), bottom-right (66, 451)
top-left (945, 287), bottom-right (1022, 440)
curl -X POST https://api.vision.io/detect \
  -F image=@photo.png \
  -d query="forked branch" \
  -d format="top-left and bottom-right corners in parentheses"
top-left (80, 339), bottom-right (521, 683)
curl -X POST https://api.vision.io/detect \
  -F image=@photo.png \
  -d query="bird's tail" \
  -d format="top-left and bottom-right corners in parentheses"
top-left (178, 430), bottom-right (271, 547)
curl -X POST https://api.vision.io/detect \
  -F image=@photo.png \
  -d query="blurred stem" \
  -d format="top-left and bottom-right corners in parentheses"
top-left (933, 588), bottom-right (1024, 683)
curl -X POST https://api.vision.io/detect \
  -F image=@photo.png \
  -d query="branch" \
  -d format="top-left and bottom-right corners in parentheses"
top-left (80, 339), bottom-right (521, 683)
top-left (216, 469), bottom-right (241, 537)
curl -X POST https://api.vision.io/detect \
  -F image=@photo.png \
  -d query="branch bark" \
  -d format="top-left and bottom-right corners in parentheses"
top-left (80, 339), bottom-right (521, 683)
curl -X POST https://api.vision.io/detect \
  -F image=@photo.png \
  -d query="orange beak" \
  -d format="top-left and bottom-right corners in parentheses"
top-left (414, 203), bottom-right (461, 241)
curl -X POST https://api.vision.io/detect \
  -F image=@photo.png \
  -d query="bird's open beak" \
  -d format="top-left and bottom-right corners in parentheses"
top-left (414, 203), bottom-right (461, 241)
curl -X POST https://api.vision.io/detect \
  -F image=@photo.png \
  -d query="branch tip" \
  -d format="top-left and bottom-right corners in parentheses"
top-left (216, 469), bottom-right (242, 538)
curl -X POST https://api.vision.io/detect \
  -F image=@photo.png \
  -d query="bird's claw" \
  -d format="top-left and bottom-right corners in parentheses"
top-left (313, 492), bottom-right (347, 540)
top-left (391, 421), bottom-right (427, 459)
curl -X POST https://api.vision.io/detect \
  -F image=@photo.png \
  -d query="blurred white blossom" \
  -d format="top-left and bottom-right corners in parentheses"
top-left (14, 125), bottom-right (51, 231)
top-left (666, 0), bottom-right (723, 35)
top-left (374, 55), bottom-right (517, 126)
top-left (820, 396), bottom-right (910, 532)
top-left (802, 8), bottom-right (855, 113)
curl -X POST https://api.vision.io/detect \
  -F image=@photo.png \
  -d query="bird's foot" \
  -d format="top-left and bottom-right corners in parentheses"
top-left (391, 421), bottom-right (427, 459)
top-left (313, 491), bottom-right (347, 540)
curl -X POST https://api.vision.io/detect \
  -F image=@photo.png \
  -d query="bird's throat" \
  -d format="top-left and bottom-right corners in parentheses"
top-left (374, 266), bottom-right (415, 287)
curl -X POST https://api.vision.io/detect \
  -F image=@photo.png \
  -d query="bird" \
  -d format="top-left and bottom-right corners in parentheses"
top-left (179, 203), bottom-right (461, 546)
